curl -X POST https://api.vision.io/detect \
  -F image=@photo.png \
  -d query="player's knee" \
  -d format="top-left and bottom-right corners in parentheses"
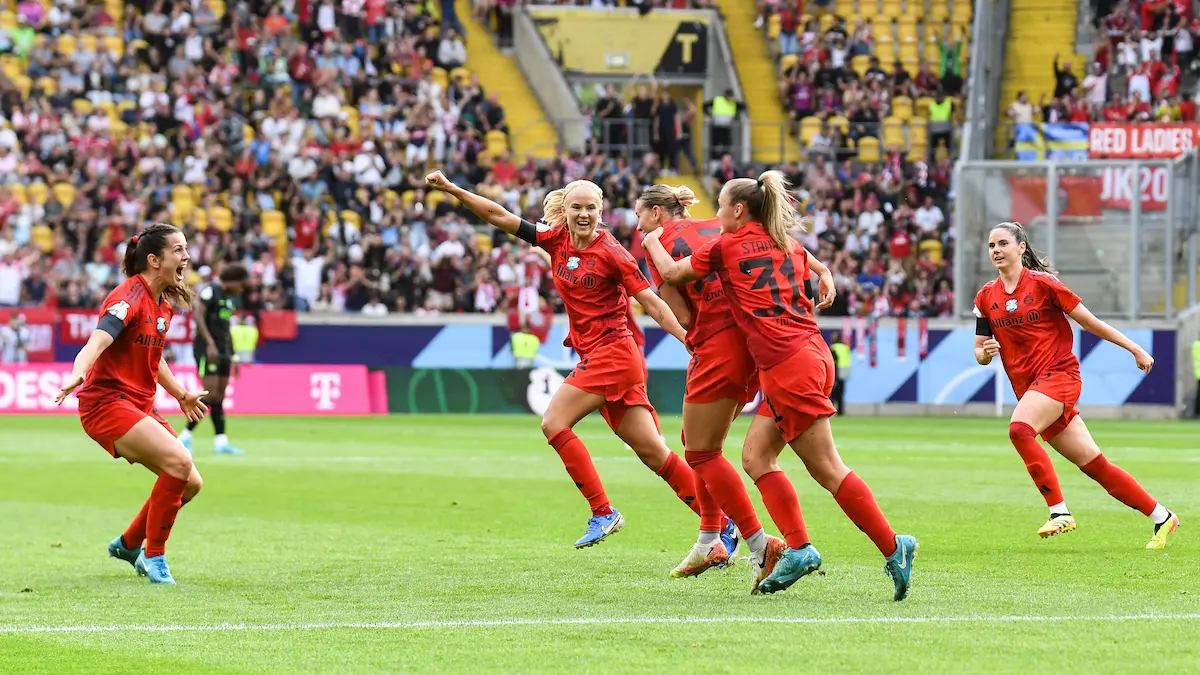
top-left (741, 452), bottom-right (773, 480)
top-left (1008, 421), bottom-right (1036, 443)
top-left (184, 473), bottom-right (204, 501)
top-left (540, 415), bottom-right (564, 439)
top-left (161, 450), bottom-right (194, 481)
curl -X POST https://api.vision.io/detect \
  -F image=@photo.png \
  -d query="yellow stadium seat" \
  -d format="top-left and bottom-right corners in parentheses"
top-left (851, 54), bottom-right (872, 77)
top-left (9, 183), bottom-right (26, 204)
top-left (897, 18), bottom-right (918, 44)
top-left (475, 232), bottom-right (493, 254)
top-left (73, 98), bottom-right (93, 116)
top-left (827, 115), bottom-right (850, 136)
top-left (427, 190), bottom-right (449, 210)
top-left (892, 96), bottom-right (914, 121)
top-left (191, 209), bottom-right (208, 231)
top-left (56, 34), bottom-right (76, 56)
top-left (881, 0), bottom-right (902, 19)
top-left (11, 75), bottom-right (30, 99)
top-left (385, 190), bottom-right (399, 208)
top-left (929, 1), bottom-right (950, 22)
top-left (210, 0), bottom-right (226, 17)
top-left (31, 224), bottom-right (54, 253)
top-left (431, 67), bottom-right (448, 89)
top-left (882, 117), bottom-right (905, 148)
top-left (211, 206), bottom-right (234, 232)
top-left (103, 36), bottom-right (124, 55)
top-left (53, 182), bottom-right (75, 206)
top-left (780, 53), bottom-right (799, 72)
top-left (0, 56), bottom-right (20, 81)
top-left (80, 34), bottom-right (98, 53)
top-left (0, 13), bottom-right (15, 32)
top-left (857, 136), bottom-right (882, 162)
top-left (907, 142), bottom-right (928, 162)
top-left (401, 190), bottom-right (417, 209)
top-left (951, 2), bottom-right (972, 23)
top-left (875, 41), bottom-right (896, 64)
top-left (858, 0), bottom-right (879, 19)
top-left (818, 13), bottom-right (834, 32)
top-left (909, 118), bottom-right (928, 147)
top-left (768, 13), bottom-right (782, 41)
top-left (340, 210), bottom-right (362, 230)
top-left (262, 210), bottom-right (286, 237)
top-left (924, 42), bottom-right (942, 65)
top-left (342, 106), bottom-right (359, 135)
top-left (27, 182), bottom-right (48, 205)
top-left (898, 42), bottom-right (919, 64)
top-left (450, 67), bottom-right (471, 83)
top-left (799, 116), bottom-right (822, 146)
top-left (915, 96), bottom-right (935, 118)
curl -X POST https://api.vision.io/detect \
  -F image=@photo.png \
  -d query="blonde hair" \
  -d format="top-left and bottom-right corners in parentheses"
top-left (993, 221), bottom-right (1055, 273)
top-left (542, 180), bottom-right (605, 227)
top-left (638, 184), bottom-right (698, 219)
top-left (723, 170), bottom-right (797, 253)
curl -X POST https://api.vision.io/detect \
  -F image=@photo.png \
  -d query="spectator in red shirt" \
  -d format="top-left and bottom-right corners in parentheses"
top-left (1103, 93), bottom-right (1130, 121)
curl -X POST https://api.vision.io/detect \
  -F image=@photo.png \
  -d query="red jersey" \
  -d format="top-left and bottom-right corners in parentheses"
top-left (533, 223), bottom-right (650, 357)
top-left (973, 268), bottom-right (1082, 395)
top-left (76, 275), bottom-right (175, 409)
top-left (648, 218), bottom-right (737, 348)
top-left (690, 222), bottom-right (820, 369)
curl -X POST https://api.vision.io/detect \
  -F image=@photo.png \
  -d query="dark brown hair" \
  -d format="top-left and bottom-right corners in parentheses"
top-left (993, 221), bottom-right (1054, 273)
top-left (219, 262), bottom-right (250, 284)
top-left (122, 223), bottom-right (194, 307)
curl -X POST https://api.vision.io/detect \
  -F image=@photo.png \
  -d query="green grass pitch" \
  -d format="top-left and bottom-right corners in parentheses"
top-left (0, 413), bottom-right (1197, 674)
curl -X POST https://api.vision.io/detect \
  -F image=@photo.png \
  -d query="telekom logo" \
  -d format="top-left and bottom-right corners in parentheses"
top-left (310, 373), bottom-right (341, 410)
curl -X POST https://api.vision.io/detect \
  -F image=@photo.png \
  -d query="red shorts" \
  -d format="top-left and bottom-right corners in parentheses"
top-left (1019, 370), bottom-right (1082, 441)
top-left (79, 396), bottom-right (175, 462)
top-left (758, 337), bottom-right (838, 443)
top-left (685, 327), bottom-right (758, 404)
top-left (565, 336), bottom-right (654, 432)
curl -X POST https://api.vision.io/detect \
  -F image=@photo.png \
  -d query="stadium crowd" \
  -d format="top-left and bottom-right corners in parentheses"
top-left (0, 0), bottom-right (959, 321)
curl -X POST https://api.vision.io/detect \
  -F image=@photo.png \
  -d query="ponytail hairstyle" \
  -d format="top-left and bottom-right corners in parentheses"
top-left (993, 221), bottom-right (1055, 273)
top-left (542, 179), bottom-right (605, 228)
top-left (637, 183), bottom-right (698, 220)
top-left (722, 170), bottom-right (797, 252)
top-left (122, 222), bottom-right (194, 307)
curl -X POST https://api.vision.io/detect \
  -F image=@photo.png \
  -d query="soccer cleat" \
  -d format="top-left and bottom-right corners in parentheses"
top-left (1146, 512), bottom-right (1180, 550)
top-left (756, 544), bottom-right (822, 595)
top-left (574, 510), bottom-right (625, 548)
top-left (1038, 513), bottom-right (1077, 538)
top-left (134, 552), bottom-right (176, 585)
top-left (749, 535), bottom-right (786, 595)
top-left (214, 444), bottom-right (245, 455)
top-left (179, 434), bottom-right (192, 453)
top-left (107, 536), bottom-right (141, 570)
top-left (718, 517), bottom-right (740, 569)
top-left (884, 534), bottom-right (918, 602)
top-left (669, 541), bottom-right (730, 578)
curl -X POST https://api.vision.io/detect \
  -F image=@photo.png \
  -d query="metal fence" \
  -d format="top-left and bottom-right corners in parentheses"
top-left (954, 152), bottom-right (1200, 319)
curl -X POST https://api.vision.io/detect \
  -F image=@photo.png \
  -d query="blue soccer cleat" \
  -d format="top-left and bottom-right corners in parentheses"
top-left (718, 517), bottom-right (740, 569)
top-left (134, 552), bottom-right (177, 585)
top-left (756, 543), bottom-right (822, 594)
top-left (108, 535), bottom-right (141, 570)
top-left (214, 444), bottom-right (245, 455)
top-left (574, 510), bottom-right (625, 548)
top-left (178, 433), bottom-right (192, 454)
top-left (884, 534), bottom-right (918, 601)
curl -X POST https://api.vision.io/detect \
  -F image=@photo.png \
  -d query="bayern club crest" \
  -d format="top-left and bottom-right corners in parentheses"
top-left (157, 317), bottom-right (167, 333)
top-left (1005, 299), bottom-right (1018, 313)
top-left (566, 256), bottom-right (580, 270)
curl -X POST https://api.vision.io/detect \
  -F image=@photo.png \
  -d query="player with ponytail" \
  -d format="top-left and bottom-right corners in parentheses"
top-left (55, 223), bottom-right (209, 585)
top-left (644, 171), bottom-right (919, 600)
top-left (974, 222), bottom-right (1178, 548)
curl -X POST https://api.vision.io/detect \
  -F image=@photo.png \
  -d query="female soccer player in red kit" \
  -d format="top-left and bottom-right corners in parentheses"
top-left (54, 223), bottom-right (210, 584)
top-left (644, 172), bottom-right (918, 601)
top-left (425, 171), bottom-right (714, 551)
top-left (974, 222), bottom-right (1179, 548)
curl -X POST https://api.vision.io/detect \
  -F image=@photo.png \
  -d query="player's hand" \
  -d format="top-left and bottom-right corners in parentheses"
top-left (55, 375), bottom-right (84, 405)
top-left (179, 390), bottom-right (210, 423)
top-left (816, 273), bottom-right (836, 309)
top-left (424, 170), bottom-right (451, 192)
top-left (981, 338), bottom-right (1001, 359)
top-left (642, 228), bottom-right (662, 247)
top-left (1133, 347), bottom-right (1154, 373)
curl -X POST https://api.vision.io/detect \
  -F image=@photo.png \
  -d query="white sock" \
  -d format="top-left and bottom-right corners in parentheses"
top-left (1150, 503), bottom-right (1170, 525)
top-left (697, 530), bottom-right (720, 547)
top-left (178, 429), bottom-right (192, 442)
top-left (214, 433), bottom-right (229, 447)
top-left (745, 529), bottom-right (767, 559)
top-left (1048, 501), bottom-right (1069, 516)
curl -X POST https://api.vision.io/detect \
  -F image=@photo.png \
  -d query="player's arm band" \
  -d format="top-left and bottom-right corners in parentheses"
top-left (515, 219), bottom-right (539, 245)
top-left (97, 314), bottom-right (125, 339)
top-left (975, 317), bottom-right (992, 337)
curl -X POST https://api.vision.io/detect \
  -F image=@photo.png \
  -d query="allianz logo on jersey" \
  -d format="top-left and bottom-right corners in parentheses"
top-left (310, 373), bottom-right (342, 410)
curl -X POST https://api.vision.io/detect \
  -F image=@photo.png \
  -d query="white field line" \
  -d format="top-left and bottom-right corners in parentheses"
top-left (2, 613), bottom-right (1199, 634)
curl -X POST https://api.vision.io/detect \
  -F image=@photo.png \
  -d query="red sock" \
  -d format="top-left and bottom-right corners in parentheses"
top-left (548, 429), bottom-right (613, 517)
top-left (122, 498), bottom-right (151, 550)
top-left (144, 473), bottom-right (188, 558)
top-left (1009, 422), bottom-right (1065, 507)
top-left (656, 451), bottom-right (703, 517)
top-left (753, 470), bottom-right (809, 549)
top-left (694, 474), bottom-right (724, 532)
top-left (687, 449), bottom-right (763, 538)
top-left (833, 472), bottom-right (897, 557)
top-left (1080, 454), bottom-right (1157, 516)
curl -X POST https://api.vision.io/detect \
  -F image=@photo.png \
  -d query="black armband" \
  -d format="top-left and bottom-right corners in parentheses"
top-left (975, 317), bottom-right (992, 337)
top-left (515, 219), bottom-right (539, 245)
top-left (98, 313), bottom-right (126, 339)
